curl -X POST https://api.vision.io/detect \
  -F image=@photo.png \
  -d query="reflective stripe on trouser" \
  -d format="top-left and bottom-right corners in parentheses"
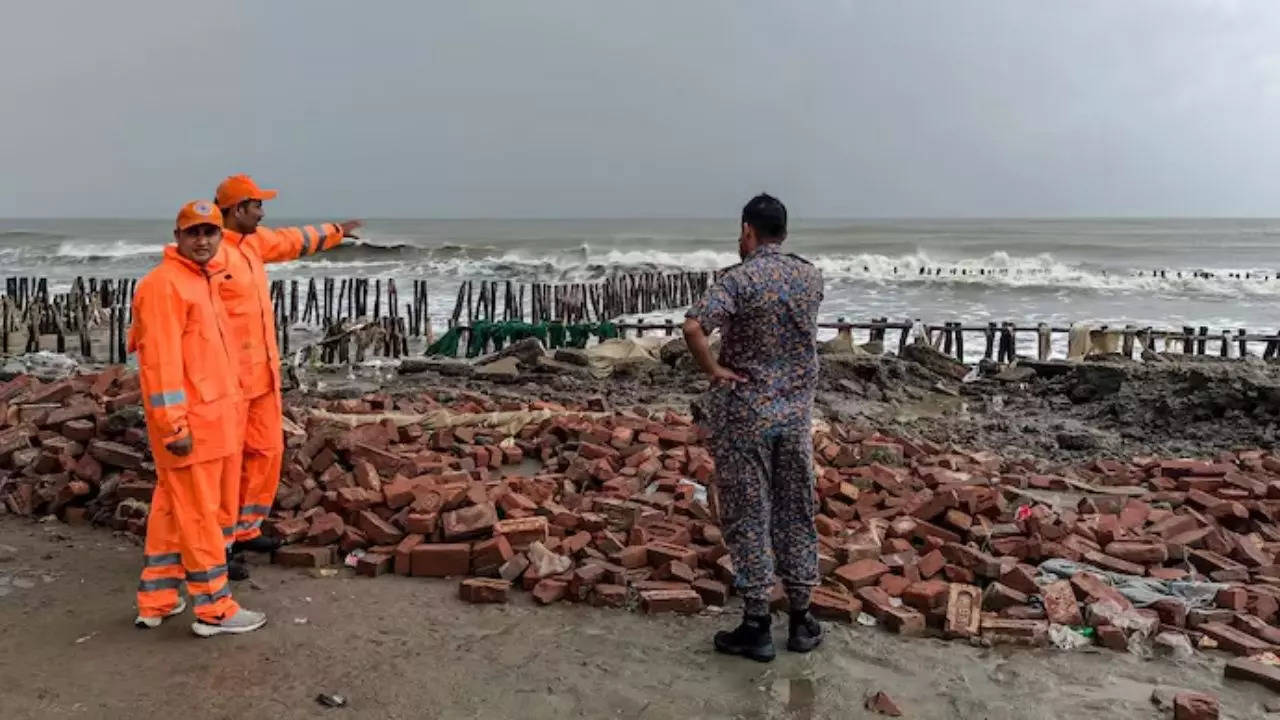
top-left (233, 389), bottom-right (284, 543)
top-left (234, 452), bottom-right (281, 542)
top-left (137, 457), bottom-right (240, 623)
top-left (710, 425), bottom-right (819, 617)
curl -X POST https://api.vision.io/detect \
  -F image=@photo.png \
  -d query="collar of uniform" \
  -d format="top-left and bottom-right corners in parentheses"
top-left (163, 244), bottom-right (212, 275)
top-left (744, 242), bottom-right (782, 261)
top-left (220, 228), bottom-right (246, 246)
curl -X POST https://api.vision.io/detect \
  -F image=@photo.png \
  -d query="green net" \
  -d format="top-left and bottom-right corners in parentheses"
top-left (427, 320), bottom-right (621, 358)
top-left (425, 327), bottom-right (462, 357)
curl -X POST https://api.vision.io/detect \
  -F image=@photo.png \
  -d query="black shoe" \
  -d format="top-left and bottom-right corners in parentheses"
top-left (232, 535), bottom-right (282, 554)
top-left (787, 610), bottom-right (823, 653)
top-left (228, 557), bottom-right (250, 581)
top-left (714, 614), bottom-right (776, 662)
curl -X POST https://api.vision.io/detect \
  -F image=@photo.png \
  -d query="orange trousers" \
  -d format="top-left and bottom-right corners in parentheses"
top-left (231, 390), bottom-right (284, 544)
top-left (138, 456), bottom-right (242, 623)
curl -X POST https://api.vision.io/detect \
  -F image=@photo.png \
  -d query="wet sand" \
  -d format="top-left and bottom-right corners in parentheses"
top-left (0, 520), bottom-right (1272, 720)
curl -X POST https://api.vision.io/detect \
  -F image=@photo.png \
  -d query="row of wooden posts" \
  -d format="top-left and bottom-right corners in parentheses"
top-left (0, 271), bottom-right (718, 363)
top-left (446, 271), bottom-right (718, 327)
top-left (2, 273), bottom-right (1278, 364)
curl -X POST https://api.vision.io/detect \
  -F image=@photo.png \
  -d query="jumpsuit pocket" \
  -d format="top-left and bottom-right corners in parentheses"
top-left (181, 324), bottom-right (226, 403)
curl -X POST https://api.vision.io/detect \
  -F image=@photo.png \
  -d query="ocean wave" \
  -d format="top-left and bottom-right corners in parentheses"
top-left (54, 240), bottom-right (161, 259)
top-left (2, 234), bottom-right (1279, 301)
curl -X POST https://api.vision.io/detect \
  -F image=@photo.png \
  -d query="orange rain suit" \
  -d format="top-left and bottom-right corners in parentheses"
top-left (130, 245), bottom-right (244, 623)
top-left (219, 223), bottom-right (343, 543)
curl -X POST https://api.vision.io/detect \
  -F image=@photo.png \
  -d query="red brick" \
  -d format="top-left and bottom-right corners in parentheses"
top-left (393, 533), bottom-right (425, 575)
top-left (982, 582), bottom-right (1028, 611)
top-left (916, 549), bottom-right (945, 578)
top-left (1235, 613), bottom-right (1280, 645)
top-left (403, 512), bottom-right (437, 535)
top-left (980, 616), bottom-right (1048, 646)
top-left (459, 577), bottom-right (510, 604)
top-left (810, 586), bottom-right (860, 622)
top-left (1070, 572), bottom-right (1132, 609)
top-left (1082, 550), bottom-right (1145, 577)
top-left (1199, 621), bottom-right (1272, 656)
top-left (276, 545), bottom-right (335, 568)
top-left (833, 559), bottom-right (890, 591)
top-left (87, 439), bottom-right (143, 469)
top-left (943, 564), bottom-right (976, 584)
top-left (442, 502), bottom-right (498, 540)
top-left (640, 588), bottom-right (703, 614)
top-left (591, 583), bottom-right (628, 608)
top-left (691, 578), bottom-right (728, 607)
top-left (61, 419), bottom-right (96, 444)
top-left (355, 551), bottom-right (391, 577)
top-left (306, 512), bottom-right (345, 545)
top-left (612, 545), bottom-right (649, 569)
top-left (1216, 586), bottom-right (1247, 611)
top-left (945, 584), bottom-right (982, 639)
top-left (902, 580), bottom-right (949, 613)
top-left (864, 691), bottom-right (902, 717)
top-left (356, 509), bottom-right (404, 545)
top-left (655, 560), bottom-right (696, 584)
top-left (565, 564), bottom-right (607, 602)
top-left (410, 543), bottom-right (471, 577)
top-left (494, 516), bottom-right (549, 551)
top-left (499, 553), bottom-right (530, 582)
top-left (1224, 657), bottom-right (1280, 692)
top-left (1041, 580), bottom-right (1083, 626)
top-left (1095, 624), bottom-right (1128, 651)
top-left (1171, 692), bottom-right (1218, 720)
top-left (532, 578), bottom-right (568, 605)
top-left (272, 516), bottom-right (309, 543)
top-left (646, 541), bottom-right (696, 568)
top-left (471, 535), bottom-right (514, 576)
top-left (1104, 541), bottom-right (1167, 565)
top-left (871, 571), bottom-right (906, 597)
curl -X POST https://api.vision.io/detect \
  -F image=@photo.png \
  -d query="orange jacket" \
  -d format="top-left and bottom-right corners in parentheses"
top-left (218, 223), bottom-right (343, 398)
top-left (128, 246), bottom-right (244, 469)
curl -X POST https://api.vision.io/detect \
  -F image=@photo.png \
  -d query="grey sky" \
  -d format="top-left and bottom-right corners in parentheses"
top-left (3, 0), bottom-right (1280, 218)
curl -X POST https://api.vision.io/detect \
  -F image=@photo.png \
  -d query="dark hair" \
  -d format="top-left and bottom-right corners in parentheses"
top-left (741, 193), bottom-right (787, 241)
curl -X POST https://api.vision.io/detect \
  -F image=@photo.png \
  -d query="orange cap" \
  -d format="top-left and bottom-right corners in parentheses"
top-left (175, 200), bottom-right (224, 231)
top-left (215, 174), bottom-right (279, 209)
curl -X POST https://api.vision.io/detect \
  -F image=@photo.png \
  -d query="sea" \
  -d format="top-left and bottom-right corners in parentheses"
top-left (0, 217), bottom-right (1277, 342)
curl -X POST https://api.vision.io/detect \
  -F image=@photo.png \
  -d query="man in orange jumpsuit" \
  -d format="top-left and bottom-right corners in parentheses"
top-left (131, 200), bottom-right (267, 637)
top-left (214, 174), bottom-right (361, 578)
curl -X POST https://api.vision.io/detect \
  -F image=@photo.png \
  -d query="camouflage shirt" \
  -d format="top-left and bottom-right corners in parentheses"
top-left (687, 243), bottom-right (824, 434)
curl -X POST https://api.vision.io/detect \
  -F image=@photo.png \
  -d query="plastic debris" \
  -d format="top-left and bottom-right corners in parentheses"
top-left (1152, 631), bottom-right (1194, 662)
top-left (315, 693), bottom-right (347, 708)
top-left (1048, 624), bottom-right (1092, 651)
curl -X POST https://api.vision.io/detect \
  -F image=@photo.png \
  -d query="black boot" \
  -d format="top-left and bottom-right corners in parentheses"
top-left (228, 555), bottom-right (250, 581)
top-left (787, 609), bottom-right (823, 653)
top-left (232, 535), bottom-right (282, 554)
top-left (714, 614), bottom-right (776, 662)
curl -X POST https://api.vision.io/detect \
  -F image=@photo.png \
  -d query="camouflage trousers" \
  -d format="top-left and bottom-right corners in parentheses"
top-left (710, 425), bottom-right (819, 616)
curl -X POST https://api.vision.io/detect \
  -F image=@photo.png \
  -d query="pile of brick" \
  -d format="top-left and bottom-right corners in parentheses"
top-left (2, 368), bottom-right (1280, 660)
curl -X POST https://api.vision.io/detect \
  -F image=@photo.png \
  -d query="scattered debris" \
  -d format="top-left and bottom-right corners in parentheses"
top-left (0, 364), bottom-right (1278, 659)
top-left (315, 693), bottom-right (347, 708)
top-left (864, 690), bottom-right (902, 717)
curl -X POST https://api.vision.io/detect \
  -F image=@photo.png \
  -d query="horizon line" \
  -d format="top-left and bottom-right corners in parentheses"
top-left (6, 215), bottom-right (1280, 222)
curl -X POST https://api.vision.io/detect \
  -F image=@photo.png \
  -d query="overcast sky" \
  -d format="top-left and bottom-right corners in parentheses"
top-left (3, 1), bottom-right (1280, 218)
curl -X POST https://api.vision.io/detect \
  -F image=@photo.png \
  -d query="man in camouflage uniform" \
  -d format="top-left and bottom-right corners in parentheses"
top-left (683, 194), bottom-right (824, 662)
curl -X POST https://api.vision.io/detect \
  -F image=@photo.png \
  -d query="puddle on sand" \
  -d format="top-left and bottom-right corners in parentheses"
top-left (767, 677), bottom-right (817, 719)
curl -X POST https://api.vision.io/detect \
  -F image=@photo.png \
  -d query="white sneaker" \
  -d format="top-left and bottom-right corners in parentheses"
top-left (135, 597), bottom-right (187, 629)
top-left (191, 608), bottom-right (267, 638)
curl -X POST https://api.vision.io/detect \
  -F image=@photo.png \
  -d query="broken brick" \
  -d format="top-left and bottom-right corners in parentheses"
top-left (459, 577), bottom-right (510, 604)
